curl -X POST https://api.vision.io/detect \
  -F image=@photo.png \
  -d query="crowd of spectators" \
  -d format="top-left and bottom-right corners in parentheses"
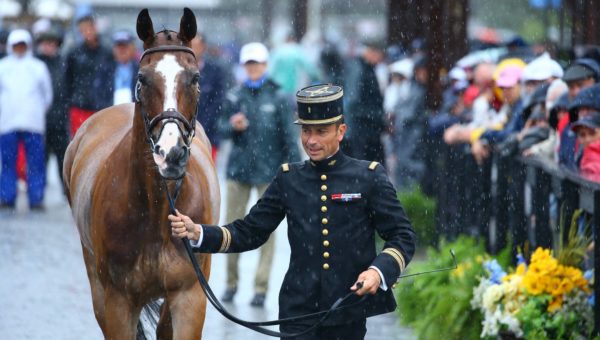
top-left (1, 10), bottom-right (599, 261)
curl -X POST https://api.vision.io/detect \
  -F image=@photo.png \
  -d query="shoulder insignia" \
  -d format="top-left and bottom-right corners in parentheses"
top-left (368, 161), bottom-right (379, 170)
top-left (282, 163), bottom-right (290, 172)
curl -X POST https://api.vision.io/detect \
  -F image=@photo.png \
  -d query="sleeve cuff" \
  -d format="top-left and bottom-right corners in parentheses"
top-left (369, 265), bottom-right (388, 291)
top-left (189, 224), bottom-right (204, 248)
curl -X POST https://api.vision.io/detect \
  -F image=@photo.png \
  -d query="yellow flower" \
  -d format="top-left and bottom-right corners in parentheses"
top-left (476, 255), bottom-right (484, 263)
top-left (528, 262), bottom-right (546, 276)
top-left (547, 295), bottom-right (563, 313)
top-left (523, 274), bottom-right (544, 295)
top-left (515, 263), bottom-right (526, 276)
top-left (548, 278), bottom-right (562, 296)
top-left (531, 247), bottom-right (552, 263)
top-left (559, 279), bottom-right (574, 294)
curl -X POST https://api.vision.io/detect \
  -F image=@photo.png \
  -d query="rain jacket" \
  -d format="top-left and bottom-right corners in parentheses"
top-left (219, 78), bottom-right (300, 184)
top-left (580, 140), bottom-right (600, 183)
top-left (0, 29), bottom-right (52, 134)
top-left (64, 39), bottom-right (113, 111)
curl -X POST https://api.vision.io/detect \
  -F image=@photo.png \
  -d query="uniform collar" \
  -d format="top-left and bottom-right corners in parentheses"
top-left (308, 150), bottom-right (346, 172)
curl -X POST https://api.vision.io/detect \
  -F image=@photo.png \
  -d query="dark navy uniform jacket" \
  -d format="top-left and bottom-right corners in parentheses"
top-left (194, 151), bottom-right (416, 325)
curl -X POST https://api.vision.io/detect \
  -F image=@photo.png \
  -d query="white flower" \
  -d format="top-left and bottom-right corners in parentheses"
top-left (499, 312), bottom-right (523, 337)
top-left (481, 306), bottom-right (502, 337)
top-left (482, 284), bottom-right (503, 311)
top-left (471, 278), bottom-right (492, 310)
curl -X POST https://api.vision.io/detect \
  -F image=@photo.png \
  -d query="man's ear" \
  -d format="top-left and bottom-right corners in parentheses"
top-left (337, 124), bottom-right (347, 141)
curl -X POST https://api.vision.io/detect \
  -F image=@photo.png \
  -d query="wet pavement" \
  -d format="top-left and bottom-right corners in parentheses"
top-left (0, 148), bottom-right (415, 340)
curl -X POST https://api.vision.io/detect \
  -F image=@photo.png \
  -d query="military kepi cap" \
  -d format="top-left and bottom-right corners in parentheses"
top-left (295, 84), bottom-right (343, 125)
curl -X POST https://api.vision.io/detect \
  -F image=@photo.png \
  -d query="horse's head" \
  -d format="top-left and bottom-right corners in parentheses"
top-left (135, 8), bottom-right (199, 180)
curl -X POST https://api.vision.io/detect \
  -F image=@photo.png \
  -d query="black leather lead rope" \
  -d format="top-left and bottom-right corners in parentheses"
top-left (162, 179), bottom-right (368, 338)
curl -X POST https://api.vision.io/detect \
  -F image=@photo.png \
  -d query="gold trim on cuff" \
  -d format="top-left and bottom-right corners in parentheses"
top-left (294, 115), bottom-right (343, 125)
top-left (383, 248), bottom-right (406, 272)
top-left (219, 227), bottom-right (231, 252)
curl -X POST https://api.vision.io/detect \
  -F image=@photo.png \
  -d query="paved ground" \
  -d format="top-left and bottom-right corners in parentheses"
top-left (0, 147), bottom-right (414, 340)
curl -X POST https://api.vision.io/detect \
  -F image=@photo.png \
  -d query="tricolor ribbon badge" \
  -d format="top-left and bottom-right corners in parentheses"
top-left (331, 193), bottom-right (362, 202)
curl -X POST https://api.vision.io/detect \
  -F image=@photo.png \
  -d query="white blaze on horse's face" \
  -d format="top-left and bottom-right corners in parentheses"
top-left (152, 54), bottom-right (185, 173)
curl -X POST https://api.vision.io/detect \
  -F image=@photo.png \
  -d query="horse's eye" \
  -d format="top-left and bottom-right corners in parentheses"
top-left (192, 73), bottom-right (200, 84)
top-left (137, 74), bottom-right (148, 85)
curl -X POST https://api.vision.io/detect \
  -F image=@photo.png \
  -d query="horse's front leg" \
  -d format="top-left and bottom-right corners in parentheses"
top-left (160, 282), bottom-right (207, 340)
top-left (103, 285), bottom-right (140, 340)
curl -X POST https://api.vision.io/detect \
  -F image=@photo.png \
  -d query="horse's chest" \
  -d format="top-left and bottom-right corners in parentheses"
top-left (104, 243), bottom-right (186, 293)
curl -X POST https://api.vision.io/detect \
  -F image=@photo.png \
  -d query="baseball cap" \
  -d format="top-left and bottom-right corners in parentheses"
top-left (112, 30), bottom-right (134, 45)
top-left (389, 58), bottom-right (414, 78)
top-left (571, 112), bottom-right (600, 132)
top-left (496, 65), bottom-right (524, 88)
top-left (563, 58), bottom-right (600, 82)
top-left (239, 42), bottom-right (269, 64)
top-left (569, 83), bottom-right (600, 112)
top-left (522, 53), bottom-right (563, 81)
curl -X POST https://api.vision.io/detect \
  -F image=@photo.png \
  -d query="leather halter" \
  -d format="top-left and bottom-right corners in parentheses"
top-left (135, 44), bottom-right (199, 153)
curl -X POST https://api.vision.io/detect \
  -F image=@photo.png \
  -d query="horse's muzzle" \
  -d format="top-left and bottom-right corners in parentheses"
top-left (157, 145), bottom-right (190, 179)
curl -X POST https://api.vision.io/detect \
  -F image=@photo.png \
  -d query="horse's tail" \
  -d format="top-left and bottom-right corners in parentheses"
top-left (136, 299), bottom-right (163, 340)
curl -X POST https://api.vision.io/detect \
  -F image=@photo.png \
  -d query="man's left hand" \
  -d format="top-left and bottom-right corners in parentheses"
top-left (350, 268), bottom-right (381, 296)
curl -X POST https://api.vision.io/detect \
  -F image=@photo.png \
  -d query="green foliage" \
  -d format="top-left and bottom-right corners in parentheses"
top-left (397, 186), bottom-right (437, 247)
top-left (557, 208), bottom-right (591, 268)
top-left (395, 236), bottom-right (509, 340)
top-left (517, 291), bottom-right (593, 340)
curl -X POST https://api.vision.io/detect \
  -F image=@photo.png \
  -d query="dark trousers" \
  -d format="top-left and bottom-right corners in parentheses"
top-left (0, 131), bottom-right (46, 205)
top-left (281, 319), bottom-right (367, 340)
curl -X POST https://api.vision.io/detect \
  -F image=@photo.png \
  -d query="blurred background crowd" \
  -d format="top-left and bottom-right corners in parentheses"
top-left (1, 0), bottom-right (600, 256)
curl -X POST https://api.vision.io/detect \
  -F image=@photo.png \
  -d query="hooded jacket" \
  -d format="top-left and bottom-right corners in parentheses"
top-left (0, 29), bottom-right (53, 134)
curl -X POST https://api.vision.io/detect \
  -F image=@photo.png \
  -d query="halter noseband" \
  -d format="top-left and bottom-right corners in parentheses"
top-left (135, 45), bottom-right (199, 152)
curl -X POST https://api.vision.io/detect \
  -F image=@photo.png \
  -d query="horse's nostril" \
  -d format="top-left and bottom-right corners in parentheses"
top-left (159, 149), bottom-right (166, 158)
top-left (154, 145), bottom-right (161, 154)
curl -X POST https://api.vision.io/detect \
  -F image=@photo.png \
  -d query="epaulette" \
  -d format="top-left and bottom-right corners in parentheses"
top-left (282, 163), bottom-right (290, 172)
top-left (368, 161), bottom-right (379, 170)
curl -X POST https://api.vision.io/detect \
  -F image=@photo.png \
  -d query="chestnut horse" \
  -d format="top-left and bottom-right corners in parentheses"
top-left (63, 8), bottom-right (219, 339)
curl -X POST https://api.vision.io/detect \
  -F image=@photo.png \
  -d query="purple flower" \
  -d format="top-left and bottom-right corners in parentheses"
top-left (584, 269), bottom-right (594, 282)
top-left (589, 293), bottom-right (595, 307)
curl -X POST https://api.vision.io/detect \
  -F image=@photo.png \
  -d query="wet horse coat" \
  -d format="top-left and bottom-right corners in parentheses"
top-left (63, 8), bottom-right (219, 339)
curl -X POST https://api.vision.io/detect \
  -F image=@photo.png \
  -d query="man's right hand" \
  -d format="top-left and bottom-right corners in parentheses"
top-left (230, 112), bottom-right (249, 131)
top-left (169, 210), bottom-right (201, 241)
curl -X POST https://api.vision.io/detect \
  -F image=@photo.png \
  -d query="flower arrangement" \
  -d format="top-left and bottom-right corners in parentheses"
top-left (471, 248), bottom-right (594, 339)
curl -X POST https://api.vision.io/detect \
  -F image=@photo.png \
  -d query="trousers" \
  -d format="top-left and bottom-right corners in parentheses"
top-left (225, 180), bottom-right (274, 293)
top-left (0, 131), bottom-right (46, 206)
top-left (280, 319), bottom-right (367, 340)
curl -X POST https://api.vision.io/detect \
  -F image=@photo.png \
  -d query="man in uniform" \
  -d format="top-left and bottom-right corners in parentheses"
top-left (169, 84), bottom-right (416, 339)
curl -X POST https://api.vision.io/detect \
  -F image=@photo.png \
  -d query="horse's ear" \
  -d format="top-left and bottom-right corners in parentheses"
top-left (178, 7), bottom-right (197, 44)
top-left (136, 8), bottom-right (155, 44)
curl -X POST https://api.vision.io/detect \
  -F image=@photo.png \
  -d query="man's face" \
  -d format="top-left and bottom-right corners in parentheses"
top-left (11, 42), bottom-right (27, 56)
top-left (568, 77), bottom-right (596, 99)
top-left (78, 20), bottom-right (97, 44)
top-left (500, 83), bottom-right (521, 105)
top-left (576, 126), bottom-right (600, 147)
top-left (578, 107), bottom-right (598, 119)
top-left (37, 39), bottom-right (59, 57)
top-left (363, 47), bottom-right (384, 65)
top-left (301, 123), bottom-right (346, 161)
top-left (191, 36), bottom-right (205, 60)
top-left (243, 61), bottom-right (267, 81)
top-left (113, 43), bottom-right (133, 64)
